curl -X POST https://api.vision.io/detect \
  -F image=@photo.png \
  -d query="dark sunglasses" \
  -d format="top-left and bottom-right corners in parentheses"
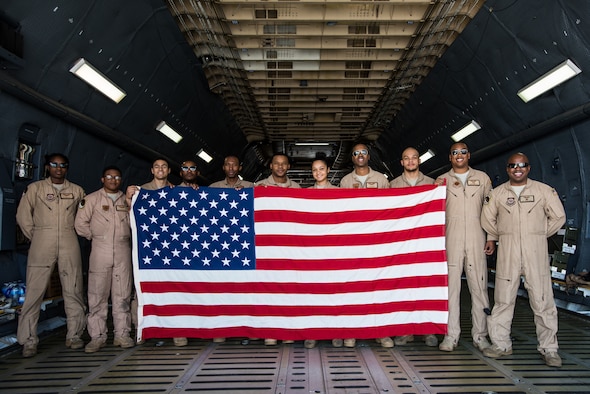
top-left (352, 149), bottom-right (368, 157)
top-left (450, 149), bottom-right (469, 156)
top-left (181, 166), bottom-right (198, 172)
top-left (507, 162), bottom-right (529, 169)
top-left (48, 162), bottom-right (69, 168)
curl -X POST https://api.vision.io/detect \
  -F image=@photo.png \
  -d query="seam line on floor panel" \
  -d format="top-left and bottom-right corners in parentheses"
top-left (169, 341), bottom-right (218, 393)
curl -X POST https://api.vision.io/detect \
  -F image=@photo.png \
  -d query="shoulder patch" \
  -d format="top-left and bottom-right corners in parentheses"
top-left (78, 199), bottom-right (86, 209)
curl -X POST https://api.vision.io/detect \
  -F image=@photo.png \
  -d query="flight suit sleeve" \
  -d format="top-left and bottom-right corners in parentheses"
top-left (480, 192), bottom-right (499, 241)
top-left (544, 187), bottom-right (566, 237)
top-left (74, 194), bottom-right (93, 240)
top-left (15, 186), bottom-right (35, 241)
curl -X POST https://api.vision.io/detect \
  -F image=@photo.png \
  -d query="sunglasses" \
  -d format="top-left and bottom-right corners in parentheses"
top-left (507, 162), bottom-right (529, 169)
top-left (104, 175), bottom-right (122, 180)
top-left (352, 149), bottom-right (368, 157)
top-left (48, 162), bottom-right (68, 168)
top-left (181, 166), bottom-right (198, 172)
top-left (450, 149), bottom-right (469, 156)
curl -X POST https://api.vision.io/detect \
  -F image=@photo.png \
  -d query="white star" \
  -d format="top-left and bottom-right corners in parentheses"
top-left (221, 257), bottom-right (231, 266)
top-left (161, 240), bottom-right (170, 249)
top-left (190, 232), bottom-right (200, 241)
top-left (219, 208), bottom-right (228, 217)
top-left (169, 198), bottom-right (178, 207)
top-left (230, 233), bottom-right (240, 242)
top-left (191, 249), bottom-right (200, 257)
top-left (141, 192), bottom-right (149, 200)
top-left (229, 217), bottom-right (239, 226)
top-left (242, 257), bottom-right (251, 266)
top-left (189, 216), bottom-right (198, 225)
top-left (140, 223), bottom-right (150, 232)
top-left (178, 190), bottom-right (189, 199)
top-left (169, 216), bottom-right (178, 224)
top-left (201, 241), bottom-right (210, 249)
top-left (149, 215), bottom-right (158, 224)
top-left (182, 257), bottom-right (191, 266)
top-left (211, 249), bottom-right (220, 258)
top-left (142, 239), bottom-right (151, 248)
top-left (240, 225), bottom-right (250, 233)
top-left (181, 240), bottom-right (190, 249)
top-left (180, 224), bottom-right (189, 232)
top-left (199, 208), bottom-right (208, 216)
top-left (178, 207), bottom-right (188, 216)
top-left (158, 189), bottom-right (168, 199)
top-left (211, 233), bottom-right (220, 241)
top-left (150, 232), bottom-right (160, 240)
top-left (210, 217), bottom-right (219, 225)
top-left (170, 232), bottom-right (180, 241)
top-left (148, 198), bottom-right (157, 207)
top-left (241, 240), bottom-right (250, 249)
top-left (158, 206), bottom-right (168, 216)
top-left (162, 256), bottom-right (171, 265)
top-left (239, 191), bottom-right (249, 200)
top-left (189, 199), bottom-right (198, 208)
top-left (229, 200), bottom-right (238, 209)
top-left (202, 257), bottom-right (211, 266)
top-left (143, 256), bottom-right (152, 264)
top-left (152, 248), bottom-right (161, 256)
top-left (220, 225), bottom-right (229, 233)
top-left (160, 223), bottom-right (169, 232)
top-left (171, 249), bottom-right (181, 257)
top-left (220, 241), bottom-right (230, 250)
top-left (219, 191), bottom-right (229, 200)
top-left (138, 206), bottom-right (147, 215)
top-left (209, 200), bottom-right (218, 208)
top-left (231, 249), bottom-right (240, 258)
top-left (199, 190), bottom-right (209, 199)
top-left (200, 224), bottom-right (209, 233)
top-left (239, 208), bottom-right (249, 217)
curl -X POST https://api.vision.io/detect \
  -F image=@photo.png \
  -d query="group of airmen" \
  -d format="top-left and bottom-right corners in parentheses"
top-left (14, 140), bottom-right (566, 367)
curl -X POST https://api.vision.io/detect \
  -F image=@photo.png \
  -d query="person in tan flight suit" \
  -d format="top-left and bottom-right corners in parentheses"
top-left (339, 143), bottom-right (393, 348)
top-left (126, 157), bottom-right (187, 347)
top-left (209, 155), bottom-right (254, 189)
top-left (435, 142), bottom-right (495, 353)
top-left (390, 147), bottom-right (438, 348)
top-left (481, 152), bottom-right (565, 367)
top-left (256, 153), bottom-right (300, 345)
top-left (16, 153), bottom-right (86, 358)
top-left (75, 166), bottom-right (135, 353)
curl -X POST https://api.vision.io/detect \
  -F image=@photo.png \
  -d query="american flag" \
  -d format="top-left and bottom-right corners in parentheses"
top-left (131, 185), bottom-right (448, 341)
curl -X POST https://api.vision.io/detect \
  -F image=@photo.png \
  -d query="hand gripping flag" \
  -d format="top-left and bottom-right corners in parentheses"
top-left (130, 185), bottom-right (448, 341)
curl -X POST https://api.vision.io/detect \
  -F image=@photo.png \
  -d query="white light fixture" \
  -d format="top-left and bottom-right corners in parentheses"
top-left (69, 58), bottom-right (126, 103)
top-left (517, 59), bottom-right (582, 103)
top-left (197, 149), bottom-right (213, 163)
top-left (451, 120), bottom-right (481, 142)
top-left (419, 149), bottom-right (435, 163)
top-left (156, 121), bottom-right (183, 143)
top-left (294, 142), bottom-right (330, 146)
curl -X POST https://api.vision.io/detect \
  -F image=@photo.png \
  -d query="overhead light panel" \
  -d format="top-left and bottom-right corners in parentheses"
top-left (294, 142), bottom-right (330, 146)
top-left (451, 120), bottom-right (481, 142)
top-left (69, 58), bottom-right (126, 103)
top-left (197, 149), bottom-right (213, 163)
top-left (420, 149), bottom-right (435, 163)
top-left (517, 59), bottom-right (582, 102)
top-left (156, 121), bottom-right (183, 143)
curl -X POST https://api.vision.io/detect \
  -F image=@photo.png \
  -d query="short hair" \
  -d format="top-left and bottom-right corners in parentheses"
top-left (102, 165), bottom-right (122, 177)
top-left (271, 152), bottom-right (290, 164)
top-left (45, 153), bottom-right (69, 166)
top-left (152, 157), bottom-right (170, 167)
top-left (312, 152), bottom-right (331, 168)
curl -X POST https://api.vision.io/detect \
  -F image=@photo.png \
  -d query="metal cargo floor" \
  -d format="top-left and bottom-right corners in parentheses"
top-left (1, 296), bottom-right (590, 394)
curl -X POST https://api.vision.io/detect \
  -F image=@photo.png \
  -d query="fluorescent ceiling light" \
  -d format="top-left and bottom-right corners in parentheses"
top-left (451, 120), bottom-right (481, 142)
top-left (156, 121), bottom-right (183, 143)
top-left (69, 58), bottom-right (126, 103)
top-left (419, 149), bottom-right (435, 163)
top-left (197, 149), bottom-right (213, 163)
top-left (294, 142), bottom-right (330, 146)
top-left (517, 59), bottom-right (582, 103)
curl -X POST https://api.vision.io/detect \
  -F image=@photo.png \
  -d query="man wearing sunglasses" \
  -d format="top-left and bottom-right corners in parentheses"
top-left (210, 155), bottom-right (254, 189)
top-left (75, 166), bottom-right (134, 353)
top-left (178, 160), bottom-right (200, 189)
top-left (434, 142), bottom-right (495, 353)
top-left (16, 153), bottom-right (87, 357)
top-left (339, 143), bottom-right (389, 189)
top-left (481, 153), bottom-right (565, 367)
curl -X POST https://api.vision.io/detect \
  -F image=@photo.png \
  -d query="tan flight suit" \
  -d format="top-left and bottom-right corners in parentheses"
top-left (255, 175), bottom-right (301, 188)
top-left (389, 171), bottom-right (434, 188)
top-left (435, 168), bottom-right (491, 345)
top-left (75, 189), bottom-right (132, 341)
top-left (308, 183), bottom-right (338, 189)
top-left (481, 179), bottom-right (565, 353)
top-left (209, 179), bottom-right (254, 188)
top-left (339, 167), bottom-right (389, 188)
top-left (15, 178), bottom-right (86, 346)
